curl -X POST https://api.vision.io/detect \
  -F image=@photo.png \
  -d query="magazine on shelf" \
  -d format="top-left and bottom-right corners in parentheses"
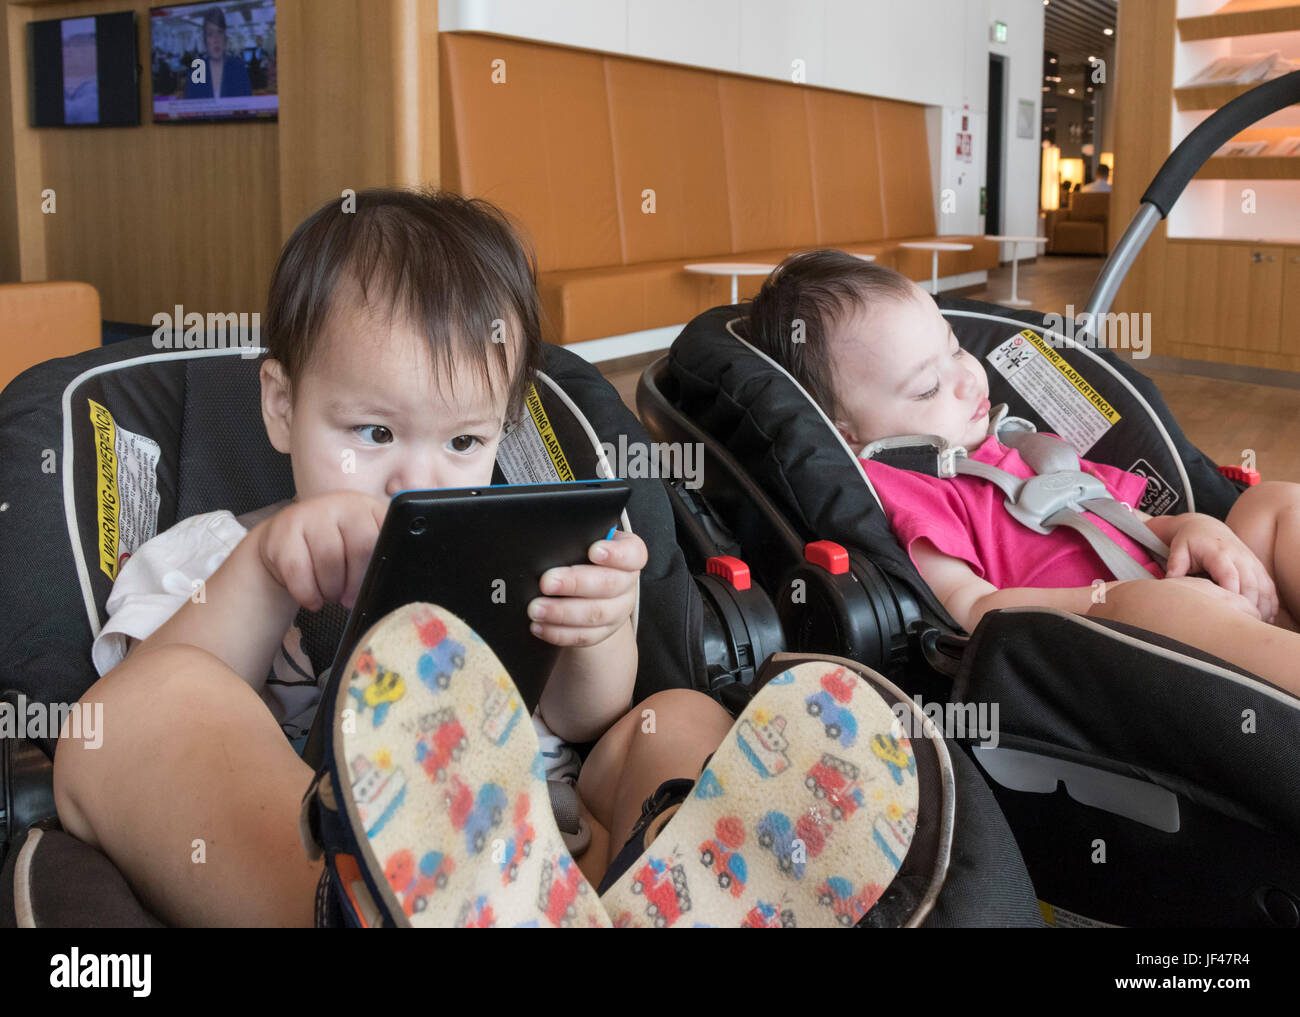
top-left (1214, 140), bottom-right (1270, 157)
top-left (1183, 51), bottom-right (1296, 88)
top-left (1270, 136), bottom-right (1300, 157)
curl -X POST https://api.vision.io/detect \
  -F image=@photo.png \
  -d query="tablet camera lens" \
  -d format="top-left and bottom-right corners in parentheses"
top-left (410, 516), bottom-right (426, 535)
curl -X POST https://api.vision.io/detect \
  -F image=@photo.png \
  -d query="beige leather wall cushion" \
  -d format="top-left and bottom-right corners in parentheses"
top-left (442, 33), bottom-right (1000, 344)
top-left (807, 91), bottom-right (886, 246)
top-left (539, 261), bottom-right (715, 344)
top-left (875, 102), bottom-right (936, 239)
top-left (0, 281), bottom-right (100, 392)
top-left (605, 61), bottom-right (733, 264)
top-left (439, 34), bottom-right (621, 273)
top-left (719, 77), bottom-right (819, 254)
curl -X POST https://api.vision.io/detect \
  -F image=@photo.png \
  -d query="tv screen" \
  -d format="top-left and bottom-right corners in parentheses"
top-left (150, 1), bottom-right (277, 123)
top-left (27, 12), bottom-right (140, 127)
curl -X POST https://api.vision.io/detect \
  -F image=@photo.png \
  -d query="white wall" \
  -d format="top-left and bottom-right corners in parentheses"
top-left (441, 0), bottom-right (1045, 241)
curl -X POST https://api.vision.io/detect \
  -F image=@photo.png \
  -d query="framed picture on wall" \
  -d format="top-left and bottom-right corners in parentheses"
top-left (1016, 99), bottom-right (1035, 139)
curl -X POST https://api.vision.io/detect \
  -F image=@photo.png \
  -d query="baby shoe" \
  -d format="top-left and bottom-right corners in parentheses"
top-left (598, 661), bottom-right (920, 928)
top-left (300, 601), bottom-right (611, 928)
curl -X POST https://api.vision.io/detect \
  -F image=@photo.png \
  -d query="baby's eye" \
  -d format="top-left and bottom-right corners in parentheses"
top-left (917, 382), bottom-right (940, 401)
top-left (353, 424), bottom-right (393, 445)
top-left (448, 434), bottom-right (480, 455)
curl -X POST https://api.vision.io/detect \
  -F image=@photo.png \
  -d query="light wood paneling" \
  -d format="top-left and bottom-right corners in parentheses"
top-left (3, 0), bottom-right (439, 323)
top-left (5, 0), bottom-right (279, 322)
top-left (1171, 81), bottom-right (1293, 112)
top-left (1178, 0), bottom-right (1300, 41)
top-left (277, 0), bottom-right (440, 240)
top-left (1197, 155), bottom-right (1300, 178)
top-left (0, 6), bottom-right (18, 280)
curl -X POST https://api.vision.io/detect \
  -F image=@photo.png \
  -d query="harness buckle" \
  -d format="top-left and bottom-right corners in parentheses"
top-left (1004, 471), bottom-right (1109, 535)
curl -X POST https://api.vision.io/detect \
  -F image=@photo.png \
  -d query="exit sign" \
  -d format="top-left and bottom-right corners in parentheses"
top-left (991, 21), bottom-right (1008, 43)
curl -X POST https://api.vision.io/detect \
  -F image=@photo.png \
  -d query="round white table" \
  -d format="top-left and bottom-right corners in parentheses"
top-left (898, 241), bottom-right (974, 294)
top-left (984, 235), bottom-right (1048, 307)
top-left (683, 262), bottom-right (778, 304)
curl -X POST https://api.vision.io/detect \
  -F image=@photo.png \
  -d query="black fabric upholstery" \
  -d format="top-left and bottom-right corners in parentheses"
top-left (666, 296), bottom-right (1247, 639)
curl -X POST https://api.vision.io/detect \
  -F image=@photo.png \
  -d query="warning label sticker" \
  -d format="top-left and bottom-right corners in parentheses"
top-left (89, 399), bottom-right (161, 580)
top-left (1127, 457), bottom-right (1181, 516)
top-left (494, 384), bottom-right (575, 485)
top-left (988, 330), bottom-right (1120, 456)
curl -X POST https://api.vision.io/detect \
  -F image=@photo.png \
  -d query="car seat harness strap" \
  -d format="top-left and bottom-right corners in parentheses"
top-left (861, 403), bottom-right (1170, 582)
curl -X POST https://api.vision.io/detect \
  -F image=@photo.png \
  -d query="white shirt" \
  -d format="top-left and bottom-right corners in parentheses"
top-left (1079, 180), bottom-right (1111, 193)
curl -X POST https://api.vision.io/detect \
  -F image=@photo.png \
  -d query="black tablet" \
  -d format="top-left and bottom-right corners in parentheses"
top-left (328, 480), bottom-right (633, 715)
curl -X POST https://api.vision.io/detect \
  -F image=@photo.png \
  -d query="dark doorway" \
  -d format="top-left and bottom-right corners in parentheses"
top-left (986, 54), bottom-right (1006, 236)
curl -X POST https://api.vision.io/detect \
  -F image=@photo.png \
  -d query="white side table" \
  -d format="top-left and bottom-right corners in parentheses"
top-left (897, 241), bottom-right (974, 294)
top-left (984, 235), bottom-right (1048, 307)
top-left (683, 262), bottom-right (778, 304)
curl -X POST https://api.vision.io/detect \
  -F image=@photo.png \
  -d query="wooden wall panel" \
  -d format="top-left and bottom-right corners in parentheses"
top-left (6, 0), bottom-right (278, 322)
top-left (4, 0), bottom-right (439, 324)
top-left (277, 0), bottom-right (440, 240)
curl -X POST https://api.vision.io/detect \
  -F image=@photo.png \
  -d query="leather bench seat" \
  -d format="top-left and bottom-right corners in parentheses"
top-left (539, 237), bottom-right (996, 344)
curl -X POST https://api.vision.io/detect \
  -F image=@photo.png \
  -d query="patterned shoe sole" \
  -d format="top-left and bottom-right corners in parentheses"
top-left (328, 602), bottom-right (611, 928)
top-left (599, 661), bottom-right (920, 928)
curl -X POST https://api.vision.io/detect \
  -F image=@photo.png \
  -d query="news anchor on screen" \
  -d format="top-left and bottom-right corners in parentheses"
top-left (184, 6), bottom-right (250, 99)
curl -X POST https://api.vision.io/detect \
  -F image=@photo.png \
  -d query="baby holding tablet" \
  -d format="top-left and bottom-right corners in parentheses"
top-left (745, 249), bottom-right (1300, 698)
top-left (54, 192), bottom-right (902, 929)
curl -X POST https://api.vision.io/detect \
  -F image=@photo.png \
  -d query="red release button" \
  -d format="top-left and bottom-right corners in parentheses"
top-left (706, 555), bottom-right (751, 591)
top-left (805, 540), bottom-right (849, 575)
top-left (1217, 464), bottom-right (1261, 486)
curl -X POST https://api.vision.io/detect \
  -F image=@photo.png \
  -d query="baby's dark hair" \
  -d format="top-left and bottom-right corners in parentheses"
top-left (744, 250), bottom-right (917, 420)
top-left (264, 187), bottom-right (543, 425)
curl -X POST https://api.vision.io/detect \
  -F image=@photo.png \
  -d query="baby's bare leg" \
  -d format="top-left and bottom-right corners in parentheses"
top-left (1087, 579), bottom-right (1300, 697)
top-left (53, 644), bottom-right (323, 927)
top-left (1224, 481), bottom-right (1300, 631)
top-left (576, 689), bottom-right (734, 886)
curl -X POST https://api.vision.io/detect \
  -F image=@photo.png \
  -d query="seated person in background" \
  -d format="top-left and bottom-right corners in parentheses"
top-left (1079, 163), bottom-right (1112, 192)
top-left (744, 249), bottom-right (1300, 698)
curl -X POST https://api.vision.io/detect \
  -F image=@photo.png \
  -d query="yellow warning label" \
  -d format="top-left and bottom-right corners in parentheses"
top-left (1023, 330), bottom-right (1121, 425)
top-left (524, 384), bottom-right (574, 482)
top-left (89, 398), bottom-right (121, 580)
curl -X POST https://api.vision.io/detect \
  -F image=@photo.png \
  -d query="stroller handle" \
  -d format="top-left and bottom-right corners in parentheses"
top-left (1082, 69), bottom-right (1300, 325)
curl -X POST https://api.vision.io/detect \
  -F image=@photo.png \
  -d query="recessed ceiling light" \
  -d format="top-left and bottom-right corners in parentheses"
top-left (1103, 27), bottom-right (1114, 36)
top-left (1068, 88), bottom-right (1075, 94)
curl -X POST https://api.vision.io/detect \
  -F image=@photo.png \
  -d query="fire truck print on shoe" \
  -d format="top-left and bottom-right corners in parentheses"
top-left (325, 602), bottom-right (611, 927)
top-left (599, 662), bottom-right (920, 927)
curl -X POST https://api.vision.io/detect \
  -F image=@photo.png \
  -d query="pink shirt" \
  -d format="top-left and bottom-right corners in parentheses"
top-left (860, 434), bottom-right (1164, 589)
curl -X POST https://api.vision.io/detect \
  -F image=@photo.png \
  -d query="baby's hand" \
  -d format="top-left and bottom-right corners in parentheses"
top-left (255, 491), bottom-right (390, 611)
top-left (528, 531), bottom-right (647, 647)
top-left (1162, 513), bottom-right (1277, 623)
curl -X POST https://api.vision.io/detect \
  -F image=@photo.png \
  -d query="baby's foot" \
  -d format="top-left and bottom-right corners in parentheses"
top-left (302, 602), bottom-right (611, 927)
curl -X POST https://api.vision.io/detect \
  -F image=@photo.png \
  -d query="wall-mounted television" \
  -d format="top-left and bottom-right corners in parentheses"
top-left (27, 12), bottom-right (140, 127)
top-left (150, 1), bottom-right (277, 123)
